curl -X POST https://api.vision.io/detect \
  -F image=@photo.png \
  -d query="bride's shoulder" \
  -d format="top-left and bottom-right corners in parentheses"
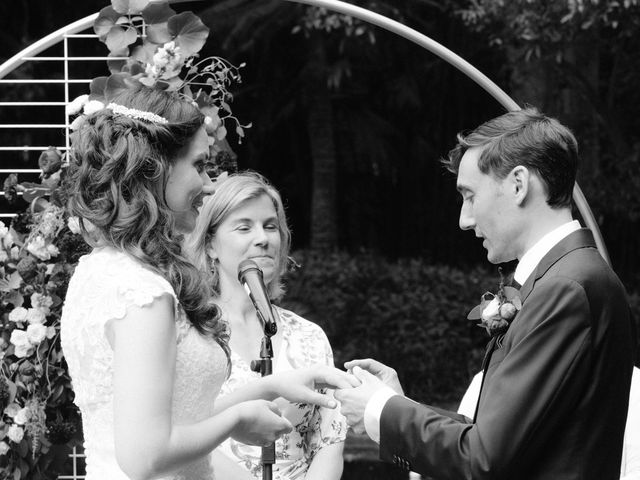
top-left (71, 247), bottom-right (175, 299)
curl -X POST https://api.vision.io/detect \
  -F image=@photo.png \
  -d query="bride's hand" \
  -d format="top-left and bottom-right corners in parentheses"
top-left (265, 365), bottom-right (361, 408)
top-left (230, 399), bottom-right (292, 446)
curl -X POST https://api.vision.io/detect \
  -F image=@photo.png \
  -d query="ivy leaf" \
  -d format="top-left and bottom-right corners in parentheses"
top-left (467, 304), bottom-right (483, 320)
top-left (5, 290), bottom-right (24, 307)
top-left (133, 42), bottom-right (159, 65)
top-left (104, 72), bottom-right (138, 102)
top-left (89, 76), bottom-right (108, 99)
top-left (142, 2), bottom-right (176, 24)
top-left (112, 0), bottom-right (150, 15)
top-left (21, 187), bottom-right (51, 203)
top-left (146, 22), bottom-right (173, 45)
top-left (94, 6), bottom-right (121, 39)
top-left (7, 380), bottom-right (17, 403)
top-left (168, 12), bottom-right (209, 57)
top-left (107, 47), bottom-right (130, 74)
top-left (105, 25), bottom-right (138, 52)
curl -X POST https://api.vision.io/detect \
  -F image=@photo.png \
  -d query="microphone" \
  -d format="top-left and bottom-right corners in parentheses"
top-left (237, 259), bottom-right (278, 337)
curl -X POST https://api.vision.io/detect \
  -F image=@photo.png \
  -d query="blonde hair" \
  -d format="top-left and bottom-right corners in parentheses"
top-left (184, 171), bottom-right (291, 300)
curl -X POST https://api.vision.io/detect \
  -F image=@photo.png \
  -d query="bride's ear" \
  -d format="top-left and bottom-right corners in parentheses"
top-left (206, 245), bottom-right (218, 263)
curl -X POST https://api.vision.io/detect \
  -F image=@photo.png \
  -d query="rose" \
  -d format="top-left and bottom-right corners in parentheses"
top-left (26, 308), bottom-right (46, 325)
top-left (4, 403), bottom-right (20, 417)
top-left (46, 326), bottom-right (56, 339)
top-left (83, 100), bottom-right (105, 115)
top-left (14, 343), bottom-right (34, 358)
top-left (7, 425), bottom-right (24, 443)
top-left (3, 175), bottom-right (18, 204)
top-left (26, 323), bottom-right (47, 345)
top-left (499, 302), bottom-right (517, 320)
top-left (10, 330), bottom-right (33, 358)
top-left (481, 296), bottom-right (501, 321)
top-left (31, 293), bottom-right (53, 314)
top-left (3, 232), bottom-right (14, 249)
top-left (10, 330), bottom-right (29, 348)
top-left (66, 94), bottom-right (89, 116)
top-left (47, 244), bottom-right (60, 257)
top-left (26, 235), bottom-right (50, 261)
top-left (69, 116), bottom-right (84, 131)
top-left (37, 147), bottom-right (63, 177)
top-left (16, 256), bottom-right (38, 282)
top-left (0, 220), bottom-right (7, 239)
top-left (8, 307), bottom-right (28, 323)
top-left (13, 407), bottom-right (30, 425)
top-left (0, 441), bottom-right (9, 456)
top-left (67, 216), bottom-right (81, 234)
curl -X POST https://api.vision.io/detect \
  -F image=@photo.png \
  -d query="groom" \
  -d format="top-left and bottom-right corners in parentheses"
top-left (335, 108), bottom-right (636, 480)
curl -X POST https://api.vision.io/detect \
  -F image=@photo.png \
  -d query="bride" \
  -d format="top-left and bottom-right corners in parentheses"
top-left (60, 86), bottom-right (356, 480)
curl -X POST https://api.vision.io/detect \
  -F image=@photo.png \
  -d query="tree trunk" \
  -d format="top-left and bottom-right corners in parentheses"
top-left (306, 32), bottom-right (337, 250)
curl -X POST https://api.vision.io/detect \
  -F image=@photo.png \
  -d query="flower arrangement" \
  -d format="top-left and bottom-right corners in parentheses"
top-left (0, 152), bottom-right (90, 478)
top-left (467, 268), bottom-right (522, 337)
top-left (0, 1), bottom-right (243, 476)
top-left (69, 0), bottom-right (249, 161)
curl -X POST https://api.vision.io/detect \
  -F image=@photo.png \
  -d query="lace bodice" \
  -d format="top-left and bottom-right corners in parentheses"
top-left (61, 247), bottom-right (227, 480)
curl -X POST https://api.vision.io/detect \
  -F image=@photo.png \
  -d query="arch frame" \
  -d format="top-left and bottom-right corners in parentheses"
top-left (0, 0), bottom-right (609, 263)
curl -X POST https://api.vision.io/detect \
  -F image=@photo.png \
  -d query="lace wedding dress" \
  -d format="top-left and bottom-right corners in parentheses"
top-left (61, 247), bottom-right (227, 480)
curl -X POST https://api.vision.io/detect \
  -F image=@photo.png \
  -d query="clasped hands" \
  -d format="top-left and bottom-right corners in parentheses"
top-left (270, 359), bottom-right (403, 435)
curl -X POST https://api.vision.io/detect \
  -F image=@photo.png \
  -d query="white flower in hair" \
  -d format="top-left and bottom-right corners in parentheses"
top-left (83, 100), bottom-right (106, 115)
top-left (106, 103), bottom-right (169, 124)
top-left (66, 94), bottom-right (89, 116)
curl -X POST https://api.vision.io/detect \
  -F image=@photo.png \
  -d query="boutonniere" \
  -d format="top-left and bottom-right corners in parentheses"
top-left (467, 268), bottom-right (522, 337)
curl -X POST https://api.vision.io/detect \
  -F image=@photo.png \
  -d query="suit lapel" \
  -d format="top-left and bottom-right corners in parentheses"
top-left (474, 228), bottom-right (597, 422)
top-left (519, 228), bottom-right (596, 303)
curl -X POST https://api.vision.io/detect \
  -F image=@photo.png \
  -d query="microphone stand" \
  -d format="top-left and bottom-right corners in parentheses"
top-left (250, 321), bottom-right (276, 480)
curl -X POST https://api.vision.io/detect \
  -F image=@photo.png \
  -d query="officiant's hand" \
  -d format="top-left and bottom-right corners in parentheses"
top-left (344, 358), bottom-right (404, 395)
top-left (334, 366), bottom-right (389, 434)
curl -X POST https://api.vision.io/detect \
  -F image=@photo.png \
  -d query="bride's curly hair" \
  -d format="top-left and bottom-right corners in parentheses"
top-left (67, 86), bottom-right (229, 357)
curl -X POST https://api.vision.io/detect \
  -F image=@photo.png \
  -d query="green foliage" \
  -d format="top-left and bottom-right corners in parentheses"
top-left (457, 0), bottom-right (640, 60)
top-left (280, 250), bottom-right (496, 405)
top-left (0, 182), bottom-right (88, 478)
top-left (281, 249), bottom-right (640, 407)
top-left (87, 0), bottom-right (248, 153)
top-left (0, 1), bottom-right (245, 476)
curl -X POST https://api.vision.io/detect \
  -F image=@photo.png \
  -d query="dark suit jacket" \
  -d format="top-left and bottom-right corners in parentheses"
top-left (380, 229), bottom-right (635, 480)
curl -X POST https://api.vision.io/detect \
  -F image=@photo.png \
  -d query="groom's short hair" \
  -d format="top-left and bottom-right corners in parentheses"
top-left (444, 107), bottom-right (578, 208)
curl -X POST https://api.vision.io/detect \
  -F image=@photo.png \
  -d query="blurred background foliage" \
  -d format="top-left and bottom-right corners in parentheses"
top-left (1, 0), bottom-right (639, 394)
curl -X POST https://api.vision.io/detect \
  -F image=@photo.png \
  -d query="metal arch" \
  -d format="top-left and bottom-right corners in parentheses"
top-left (0, 14), bottom-right (98, 80)
top-left (283, 0), bottom-right (610, 265)
top-left (0, 1), bottom-right (609, 264)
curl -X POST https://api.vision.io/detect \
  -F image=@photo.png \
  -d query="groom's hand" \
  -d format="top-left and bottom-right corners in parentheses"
top-left (335, 366), bottom-right (389, 434)
top-left (344, 358), bottom-right (404, 395)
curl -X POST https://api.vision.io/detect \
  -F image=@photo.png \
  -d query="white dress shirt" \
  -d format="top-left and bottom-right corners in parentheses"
top-left (363, 220), bottom-right (582, 443)
top-left (621, 367), bottom-right (640, 480)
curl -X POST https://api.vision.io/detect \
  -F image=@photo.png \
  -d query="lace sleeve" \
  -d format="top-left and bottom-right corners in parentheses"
top-left (61, 249), bottom-right (178, 408)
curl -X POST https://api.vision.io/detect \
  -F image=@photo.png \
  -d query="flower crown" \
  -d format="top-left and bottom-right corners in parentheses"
top-left (106, 103), bottom-right (168, 124)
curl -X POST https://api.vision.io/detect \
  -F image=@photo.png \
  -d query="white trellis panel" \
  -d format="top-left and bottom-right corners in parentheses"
top-left (0, 14), bottom-right (98, 218)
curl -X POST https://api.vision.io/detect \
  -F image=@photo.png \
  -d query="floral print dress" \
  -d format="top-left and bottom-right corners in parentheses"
top-left (215, 306), bottom-right (347, 480)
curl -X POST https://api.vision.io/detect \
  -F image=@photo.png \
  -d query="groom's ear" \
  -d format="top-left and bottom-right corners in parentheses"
top-left (509, 166), bottom-right (530, 206)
